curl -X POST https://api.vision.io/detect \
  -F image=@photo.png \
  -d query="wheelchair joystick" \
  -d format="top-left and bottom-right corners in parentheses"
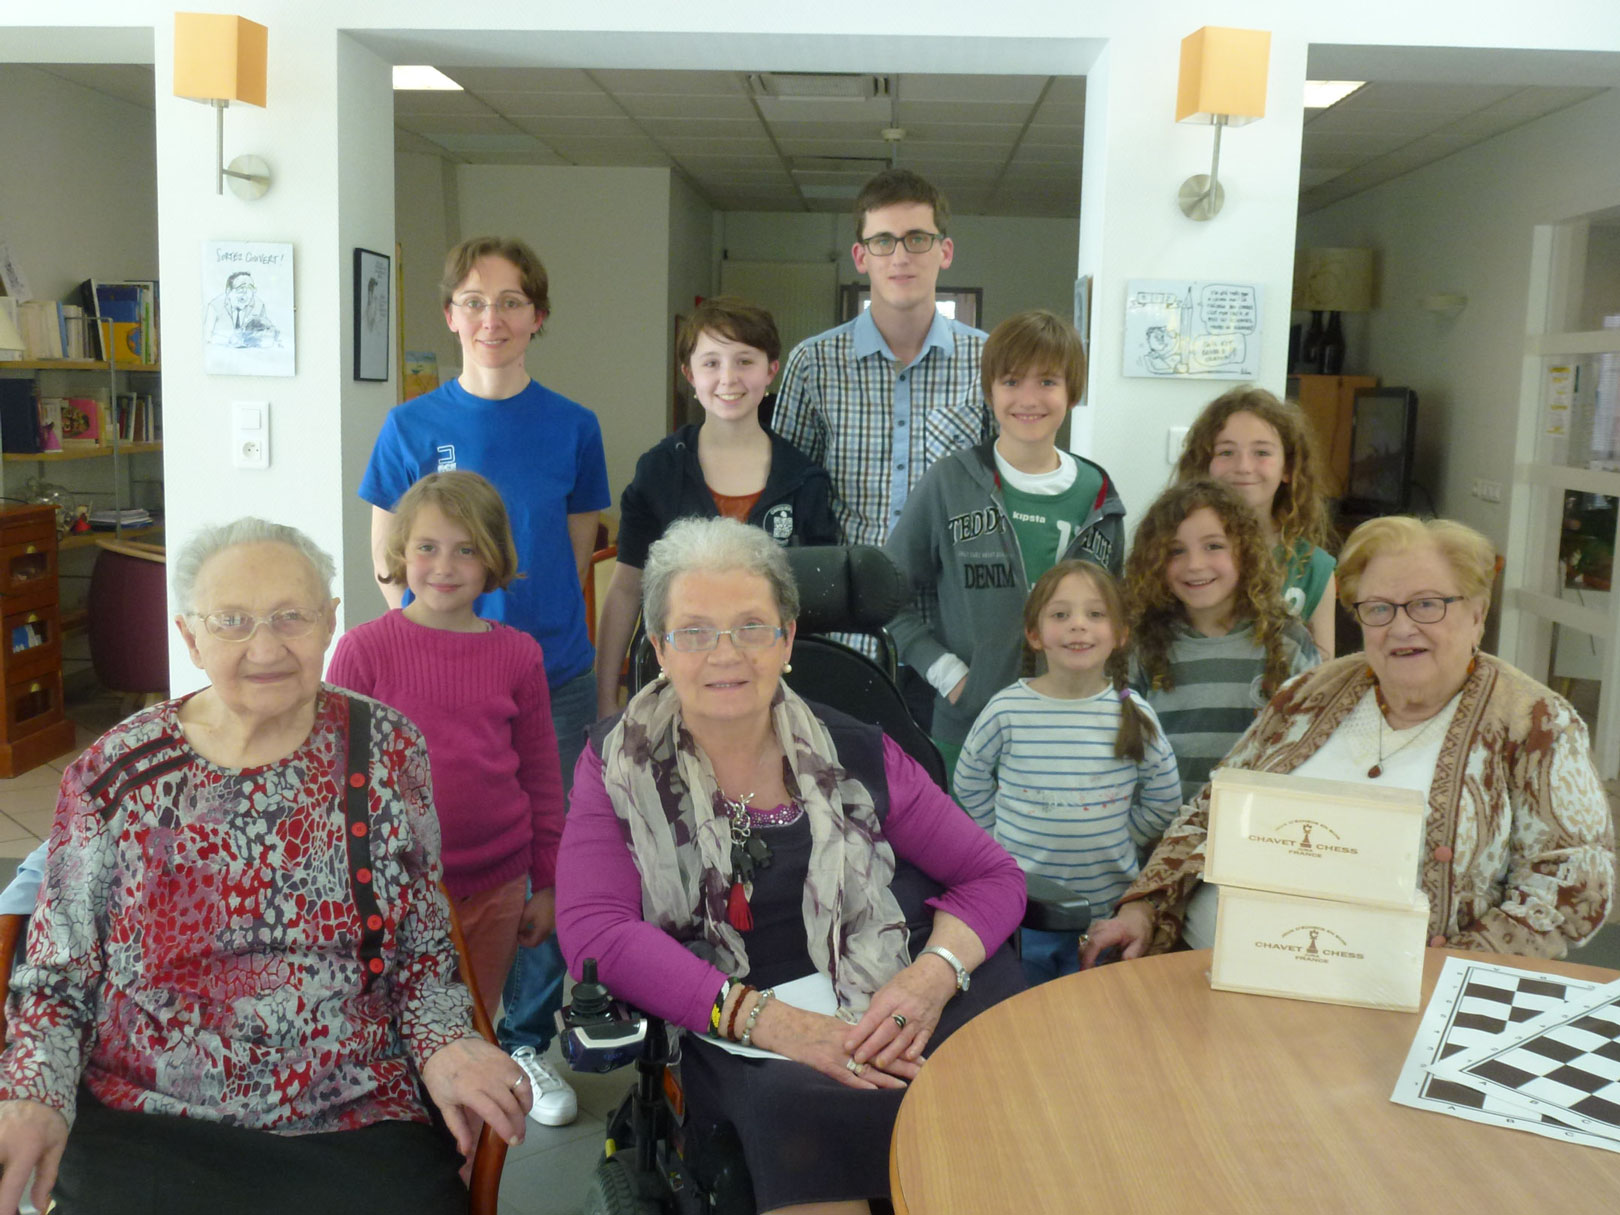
top-left (558, 957), bottom-right (649, 1073)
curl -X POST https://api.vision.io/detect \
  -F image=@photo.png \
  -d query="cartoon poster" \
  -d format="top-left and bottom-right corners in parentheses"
top-left (1123, 279), bottom-right (1262, 379)
top-left (202, 240), bottom-right (295, 376)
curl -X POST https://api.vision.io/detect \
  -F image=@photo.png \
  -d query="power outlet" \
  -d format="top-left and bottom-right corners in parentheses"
top-left (1471, 478), bottom-right (1503, 503)
top-left (233, 401), bottom-right (270, 470)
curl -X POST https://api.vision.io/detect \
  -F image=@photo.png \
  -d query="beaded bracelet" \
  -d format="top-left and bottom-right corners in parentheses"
top-left (725, 985), bottom-right (755, 1041)
top-left (710, 978), bottom-right (734, 1034)
top-left (739, 987), bottom-right (776, 1049)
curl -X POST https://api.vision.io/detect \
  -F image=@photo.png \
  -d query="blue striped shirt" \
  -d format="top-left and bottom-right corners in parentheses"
top-left (954, 681), bottom-right (1183, 914)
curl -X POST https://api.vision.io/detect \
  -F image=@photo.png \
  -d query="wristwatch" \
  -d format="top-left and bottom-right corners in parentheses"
top-left (921, 945), bottom-right (970, 994)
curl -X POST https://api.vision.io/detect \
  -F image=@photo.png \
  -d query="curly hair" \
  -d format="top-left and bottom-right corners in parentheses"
top-left (1021, 559), bottom-right (1160, 762)
top-left (1174, 386), bottom-right (1332, 552)
top-left (1124, 479), bottom-right (1292, 695)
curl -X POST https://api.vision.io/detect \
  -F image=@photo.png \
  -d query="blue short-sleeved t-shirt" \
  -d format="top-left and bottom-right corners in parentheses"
top-left (359, 377), bottom-right (611, 685)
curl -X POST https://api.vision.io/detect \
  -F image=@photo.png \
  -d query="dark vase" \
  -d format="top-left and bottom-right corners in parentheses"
top-left (1299, 311), bottom-right (1326, 373)
top-left (1321, 311), bottom-right (1347, 375)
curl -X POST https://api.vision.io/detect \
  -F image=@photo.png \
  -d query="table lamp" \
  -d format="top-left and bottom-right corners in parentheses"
top-left (1294, 247), bottom-right (1375, 374)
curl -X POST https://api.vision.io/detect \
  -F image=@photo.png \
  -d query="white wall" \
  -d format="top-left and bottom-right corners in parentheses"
top-left (395, 149), bottom-right (460, 377)
top-left (455, 165), bottom-right (673, 500)
top-left (1297, 87), bottom-right (1620, 547)
top-left (715, 210), bottom-right (1078, 335)
top-left (666, 173), bottom-right (716, 446)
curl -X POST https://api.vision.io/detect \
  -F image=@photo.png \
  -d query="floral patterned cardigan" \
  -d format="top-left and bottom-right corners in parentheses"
top-left (1121, 654), bottom-right (1616, 959)
top-left (0, 689), bottom-right (475, 1131)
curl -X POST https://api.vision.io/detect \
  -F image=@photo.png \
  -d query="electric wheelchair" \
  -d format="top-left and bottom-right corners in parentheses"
top-left (562, 545), bottom-right (1092, 1215)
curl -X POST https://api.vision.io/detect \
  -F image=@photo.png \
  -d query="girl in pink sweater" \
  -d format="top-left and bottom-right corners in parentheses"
top-left (328, 471), bottom-right (563, 1023)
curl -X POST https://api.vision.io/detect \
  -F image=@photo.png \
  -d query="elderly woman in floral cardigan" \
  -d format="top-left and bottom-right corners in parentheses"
top-left (1086, 515), bottom-right (1614, 964)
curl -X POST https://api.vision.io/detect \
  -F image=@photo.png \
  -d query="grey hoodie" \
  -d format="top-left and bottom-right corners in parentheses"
top-left (884, 439), bottom-right (1127, 746)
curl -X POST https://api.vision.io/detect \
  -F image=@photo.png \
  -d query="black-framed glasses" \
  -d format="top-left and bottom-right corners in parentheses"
top-left (1350, 596), bottom-right (1465, 628)
top-left (191, 608), bottom-right (325, 642)
top-left (662, 624), bottom-right (785, 653)
top-left (858, 231), bottom-right (946, 256)
top-left (450, 295), bottom-right (534, 316)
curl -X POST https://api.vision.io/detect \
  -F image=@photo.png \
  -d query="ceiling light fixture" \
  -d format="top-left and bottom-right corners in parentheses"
top-left (393, 66), bottom-right (463, 91)
top-left (1304, 80), bottom-right (1365, 109)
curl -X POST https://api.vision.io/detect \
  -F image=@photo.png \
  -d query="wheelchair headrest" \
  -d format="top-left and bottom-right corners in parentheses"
top-left (785, 545), bottom-right (909, 635)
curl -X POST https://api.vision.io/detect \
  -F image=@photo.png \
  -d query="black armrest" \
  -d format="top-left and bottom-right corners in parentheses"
top-left (1022, 873), bottom-right (1092, 935)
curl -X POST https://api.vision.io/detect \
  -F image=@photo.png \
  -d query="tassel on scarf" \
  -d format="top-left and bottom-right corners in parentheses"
top-left (727, 879), bottom-right (754, 931)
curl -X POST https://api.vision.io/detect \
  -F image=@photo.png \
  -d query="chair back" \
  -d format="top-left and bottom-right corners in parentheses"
top-left (630, 545), bottom-right (944, 788)
top-left (88, 540), bottom-right (169, 695)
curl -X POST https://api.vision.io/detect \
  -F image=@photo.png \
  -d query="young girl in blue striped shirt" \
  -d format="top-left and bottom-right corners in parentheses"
top-left (954, 559), bottom-right (1182, 984)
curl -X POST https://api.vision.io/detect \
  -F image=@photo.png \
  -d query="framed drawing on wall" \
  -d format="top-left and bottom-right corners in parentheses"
top-left (353, 247), bottom-right (390, 382)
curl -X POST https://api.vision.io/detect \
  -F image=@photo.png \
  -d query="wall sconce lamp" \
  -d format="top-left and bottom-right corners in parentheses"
top-left (173, 12), bottom-right (270, 199)
top-left (1175, 26), bottom-right (1271, 221)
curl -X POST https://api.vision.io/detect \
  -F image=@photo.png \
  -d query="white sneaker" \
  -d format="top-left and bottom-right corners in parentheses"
top-left (510, 1045), bottom-right (579, 1126)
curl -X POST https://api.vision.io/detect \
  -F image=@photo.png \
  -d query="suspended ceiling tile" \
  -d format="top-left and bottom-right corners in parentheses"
top-left (444, 67), bottom-right (600, 92)
top-left (509, 114), bottom-right (641, 139)
top-left (474, 91), bottom-right (625, 118)
top-left (905, 142), bottom-right (1015, 163)
top-left (395, 128), bottom-right (453, 156)
top-left (896, 74), bottom-right (1049, 104)
top-left (679, 155), bottom-right (792, 174)
top-left (635, 116), bottom-right (768, 138)
top-left (432, 132), bottom-right (561, 156)
top-left (1030, 101), bottom-right (1085, 126)
top-left (1475, 85), bottom-right (1606, 119)
top-left (1300, 130), bottom-right (1419, 159)
top-left (591, 69), bottom-right (746, 95)
top-left (754, 96), bottom-right (894, 125)
top-left (394, 89), bottom-right (499, 117)
top-left (658, 136), bottom-right (779, 157)
top-left (895, 121), bottom-right (1024, 143)
top-left (774, 138), bottom-right (894, 158)
top-left (453, 147), bottom-right (574, 165)
top-left (1303, 106), bottom-right (1452, 137)
top-left (614, 93), bottom-right (758, 120)
top-left (1044, 76), bottom-right (1087, 103)
top-left (396, 114), bottom-right (515, 137)
top-left (767, 120), bottom-right (897, 142)
top-left (543, 138), bottom-right (672, 166)
top-left (38, 63), bottom-right (154, 109)
top-left (1336, 82), bottom-right (1518, 113)
top-left (895, 100), bottom-right (1042, 125)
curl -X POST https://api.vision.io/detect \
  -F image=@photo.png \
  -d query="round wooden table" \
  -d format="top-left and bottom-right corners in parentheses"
top-left (889, 949), bottom-right (1620, 1214)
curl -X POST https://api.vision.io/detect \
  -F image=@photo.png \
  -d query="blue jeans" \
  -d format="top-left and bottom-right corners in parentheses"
top-left (1019, 926), bottom-right (1084, 987)
top-left (498, 670), bottom-right (595, 1053)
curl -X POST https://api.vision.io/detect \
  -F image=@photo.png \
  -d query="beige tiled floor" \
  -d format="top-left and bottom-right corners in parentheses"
top-left (0, 723), bottom-right (102, 860)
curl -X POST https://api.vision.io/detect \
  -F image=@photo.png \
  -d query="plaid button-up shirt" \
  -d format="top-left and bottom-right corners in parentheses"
top-left (774, 309), bottom-right (990, 548)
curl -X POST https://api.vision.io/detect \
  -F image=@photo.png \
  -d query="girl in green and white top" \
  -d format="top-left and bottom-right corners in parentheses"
top-left (1175, 386), bottom-right (1338, 658)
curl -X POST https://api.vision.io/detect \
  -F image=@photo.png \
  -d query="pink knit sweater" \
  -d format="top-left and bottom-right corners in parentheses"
top-left (327, 611), bottom-right (563, 898)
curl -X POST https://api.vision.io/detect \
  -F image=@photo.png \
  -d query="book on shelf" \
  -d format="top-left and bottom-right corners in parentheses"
top-left (112, 392), bottom-right (159, 443)
top-left (60, 395), bottom-right (103, 447)
top-left (37, 396), bottom-right (64, 451)
top-left (0, 298), bottom-right (18, 361)
top-left (17, 301), bottom-right (64, 359)
top-left (0, 379), bottom-right (41, 453)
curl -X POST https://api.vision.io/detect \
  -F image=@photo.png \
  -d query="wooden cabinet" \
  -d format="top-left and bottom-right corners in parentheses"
top-left (1288, 374), bottom-right (1378, 498)
top-left (0, 505), bottom-right (77, 776)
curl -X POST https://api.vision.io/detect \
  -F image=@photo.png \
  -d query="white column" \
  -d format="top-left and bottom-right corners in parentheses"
top-left (1075, 28), bottom-right (1309, 516)
top-left (156, 26), bottom-right (395, 691)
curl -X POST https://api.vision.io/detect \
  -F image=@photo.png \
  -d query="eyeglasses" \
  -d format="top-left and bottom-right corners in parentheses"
top-left (191, 608), bottom-right (325, 642)
top-left (1350, 596), bottom-right (1465, 628)
top-left (662, 624), bottom-right (785, 653)
top-left (858, 231), bottom-right (946, 256)
top-left (450, 295), bottom-right (534, 316)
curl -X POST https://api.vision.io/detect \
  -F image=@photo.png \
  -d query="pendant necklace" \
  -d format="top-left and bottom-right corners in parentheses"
top-left (720, 789), bottom-right (774, 931)
top-left (1368, 685), bottom-right (1441, 778)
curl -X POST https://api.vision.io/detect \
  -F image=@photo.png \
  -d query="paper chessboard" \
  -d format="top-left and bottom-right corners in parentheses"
top-left (1392, 955), bottom-right (1620, 1152)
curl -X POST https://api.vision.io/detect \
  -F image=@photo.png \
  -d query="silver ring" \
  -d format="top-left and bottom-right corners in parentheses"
top-left (845, 1056), bottom-right (866, 1075)
top-left (511, 1074), bottom-right (528, 1089)
top-left (892, 1013), bottom-right (907, 1030)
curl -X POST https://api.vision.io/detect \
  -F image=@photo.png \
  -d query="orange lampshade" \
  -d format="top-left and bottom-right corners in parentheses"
top-left (173, 12), bottom-right (267, 107)
top-left (1176, 27), bottom-right (1270, 126)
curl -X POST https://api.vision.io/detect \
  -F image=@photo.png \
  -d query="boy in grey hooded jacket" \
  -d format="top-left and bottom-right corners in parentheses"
top-left (885, 311), bottom-right (1126, 781)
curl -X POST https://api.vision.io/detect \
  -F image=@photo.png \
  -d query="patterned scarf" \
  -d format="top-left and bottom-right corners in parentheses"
top-left (600, 676), bottom-right (911, 1014)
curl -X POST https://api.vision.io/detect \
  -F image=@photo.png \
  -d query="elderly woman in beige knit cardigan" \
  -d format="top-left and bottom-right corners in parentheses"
top-left (1085, 515), bottom-right (1615, 964)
